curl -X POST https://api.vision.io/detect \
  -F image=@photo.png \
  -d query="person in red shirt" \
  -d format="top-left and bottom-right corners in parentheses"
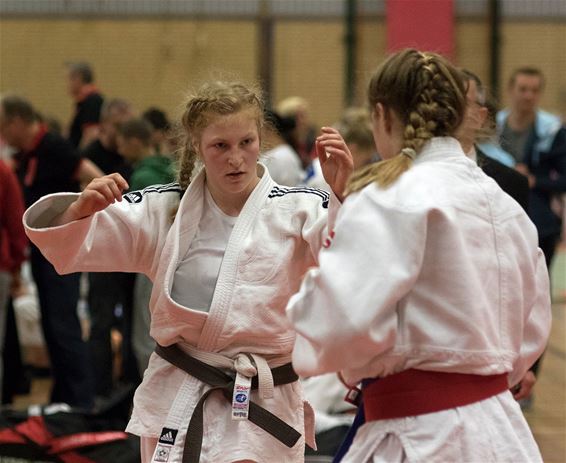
top-left (0, 158), bottom-right (27, 393)
top-left (0, 94), bottom-right (102, 408)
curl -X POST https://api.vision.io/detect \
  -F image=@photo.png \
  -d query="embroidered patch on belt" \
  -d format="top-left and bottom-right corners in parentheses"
top-left (154, 444), bottom-right (171, 462)
top-left (159, 427), bottom-right (178, 445)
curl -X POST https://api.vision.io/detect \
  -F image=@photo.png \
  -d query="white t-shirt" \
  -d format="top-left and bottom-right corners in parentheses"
top-left (170, 186), bottom-right (237, 312)
top-left (262, 144), bottom-right (305, 187)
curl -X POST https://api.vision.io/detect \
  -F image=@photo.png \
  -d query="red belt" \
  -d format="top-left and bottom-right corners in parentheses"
top-left (363, 369), bottom-right (508, 421)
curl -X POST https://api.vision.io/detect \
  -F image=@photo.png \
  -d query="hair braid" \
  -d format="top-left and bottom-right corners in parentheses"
top-left (177, 136), bottom-right (198, 191)
top-left (346, 49), bottom-right (466, 193)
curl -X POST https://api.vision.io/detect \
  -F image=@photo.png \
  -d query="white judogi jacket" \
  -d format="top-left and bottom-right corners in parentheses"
top-left (24, 164), bottom-right (337, 462)
top-left (287, 137), bottom-right (551, 462)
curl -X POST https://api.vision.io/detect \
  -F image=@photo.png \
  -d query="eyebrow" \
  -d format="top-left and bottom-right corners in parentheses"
top-left (209, 132), bottom-right (256, 143)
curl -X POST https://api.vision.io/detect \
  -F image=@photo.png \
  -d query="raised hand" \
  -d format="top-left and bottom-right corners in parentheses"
top-left (316, 127), bottom-right (354, 202)
top-left (52, 173), bottom-right (129, 226)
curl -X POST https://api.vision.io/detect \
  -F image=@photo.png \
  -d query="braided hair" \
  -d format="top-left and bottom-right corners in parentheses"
top-left (346, 49), bottom-right (466, 194)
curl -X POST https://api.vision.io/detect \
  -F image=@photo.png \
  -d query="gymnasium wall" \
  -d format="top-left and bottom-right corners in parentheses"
top-left (1, 16), bottom-right (564, 128)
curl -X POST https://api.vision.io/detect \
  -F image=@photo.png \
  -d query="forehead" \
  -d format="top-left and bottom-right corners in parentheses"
top-left (200, 109), bottom-right (259, 138)
top-left (513, 74), bottom-right (542, 88)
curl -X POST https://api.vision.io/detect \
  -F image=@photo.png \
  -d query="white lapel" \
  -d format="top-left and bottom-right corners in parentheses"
top-left (197, 163), bottom-right (275, 351)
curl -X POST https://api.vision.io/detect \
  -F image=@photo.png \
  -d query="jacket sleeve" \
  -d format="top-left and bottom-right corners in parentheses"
top-left (508, 248), bottom-right (552, 387)
top-left (23, 192), bottom-right (171, 276)
top-left (287, 190), bottom-right (427, 378)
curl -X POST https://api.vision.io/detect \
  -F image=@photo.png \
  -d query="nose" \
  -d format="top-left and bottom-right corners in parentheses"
top-left (227, 148), bottom-right (244, 167)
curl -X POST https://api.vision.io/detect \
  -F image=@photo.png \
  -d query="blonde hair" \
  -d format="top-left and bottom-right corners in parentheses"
top-left (336, 106), bottom-right (374, 151)
top-left (176, 80), bottom-right (265, 190)
top-left (346, 49), bottom-right (466, 194)
top-left (276, 96), bottom-right (308, 118)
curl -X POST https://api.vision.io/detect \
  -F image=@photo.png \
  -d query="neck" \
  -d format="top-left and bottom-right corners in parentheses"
top-left (75, 83), bottom-right (98, 102)
top-left (508, 109), bottom-right (535, 131)
top-left (22, 122), bottom-right (42, 151)
top-left (206, 175), bottom-right (260, 217)
top-left (459, 138), bottom-right (473, 155)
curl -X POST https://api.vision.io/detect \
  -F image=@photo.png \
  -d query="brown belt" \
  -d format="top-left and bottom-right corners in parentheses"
top-left (155, 343), bottom-right (301, 463)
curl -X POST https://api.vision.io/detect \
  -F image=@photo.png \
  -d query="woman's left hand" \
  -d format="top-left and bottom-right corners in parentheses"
top-left (512, 370), bottom-right (536, 401)
top-left (316, 127), bottom-right (354, 202)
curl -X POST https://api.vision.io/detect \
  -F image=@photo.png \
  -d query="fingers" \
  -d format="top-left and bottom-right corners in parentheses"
top-left (108, 172), bottom-right (130, 193)
top-left (72, 173), bottom-right (130, 219)
top-left (86, 173), bottom-right (129, 203)
top-left (316, 127), bottom-right (353, 166)
top-left (512, 371), bottom-right (536, 400)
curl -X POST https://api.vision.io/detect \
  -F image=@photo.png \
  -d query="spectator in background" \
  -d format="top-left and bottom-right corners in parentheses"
top-left (81, 98), bottom-right (138, 400)
top-left (142, 107), bottom-right (175, 157)
top-left (497, 67), bottom-right (566, 406)
top-left (116, 118), bottom-right (175, 190)
top-left (43, 115), bottom-right (63, 137)
top-left (276, 96), bottom-right (317, 169)
top-left (498, 67), bottom-right (566, 273)
top-left (458, 69), bottom-right (530, 211)
top-left (261, 109), bottom-right (304, 186)
top-left (339, 113), bottom-right (379, 170)
top-left (0, 94), bottom-right (102, 408)
top-left (0, 159), bottom-right (27, 393)
top-left (66, 61), bottom-right (104, 149)
top-left (82, 98), bottom-right (134, 180)
top-left (115, 118), bottom-right (176, 375)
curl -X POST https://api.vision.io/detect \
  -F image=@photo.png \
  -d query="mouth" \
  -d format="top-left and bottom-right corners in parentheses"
top-left (227, 171), bottom-right (244, 178)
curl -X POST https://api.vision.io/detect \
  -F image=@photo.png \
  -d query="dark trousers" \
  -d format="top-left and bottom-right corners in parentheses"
top-left (88, 271), bottom-right (139, 397)
top-left (30, 245), bottom-right (94, 408)
top-left (2, 299), bottom-right (28, 404)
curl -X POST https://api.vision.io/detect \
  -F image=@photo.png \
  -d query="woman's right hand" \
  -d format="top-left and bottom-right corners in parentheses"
top-left (51, 173), bottom-right (129, 226)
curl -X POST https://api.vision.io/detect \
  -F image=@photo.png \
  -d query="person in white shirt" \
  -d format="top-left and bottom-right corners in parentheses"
top-left (287, 49), bottom-right (551, 462)
top-left (23, 80), bottom-right (354, 463)
top-left (261, 109), bottom-right (305, 186)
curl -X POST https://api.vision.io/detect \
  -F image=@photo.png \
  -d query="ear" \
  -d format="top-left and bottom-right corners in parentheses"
top-left (477, 106), bottom-right (489, 127)
top-left (376, 103), bottom-right (393, 134)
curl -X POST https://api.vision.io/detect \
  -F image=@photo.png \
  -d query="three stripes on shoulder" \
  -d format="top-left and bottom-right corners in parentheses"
top-left (123, 183), bottom-right (330, 208)
top-left (268, 185), bottom-right (330, 208)
top-left (123, 183), bottom-right (182, 203)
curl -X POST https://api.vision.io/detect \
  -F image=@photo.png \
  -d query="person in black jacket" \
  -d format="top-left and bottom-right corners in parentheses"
top-left (458, 70), bottom-right (530, 211)
top-left (497, 67), bottom-right (566, 272)
top-left (457, 69), bottom-right (540, 405)
top-left (0, 94), bottom-right (102, 408)
top-left (66, 61), bottom-right (104, 149)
